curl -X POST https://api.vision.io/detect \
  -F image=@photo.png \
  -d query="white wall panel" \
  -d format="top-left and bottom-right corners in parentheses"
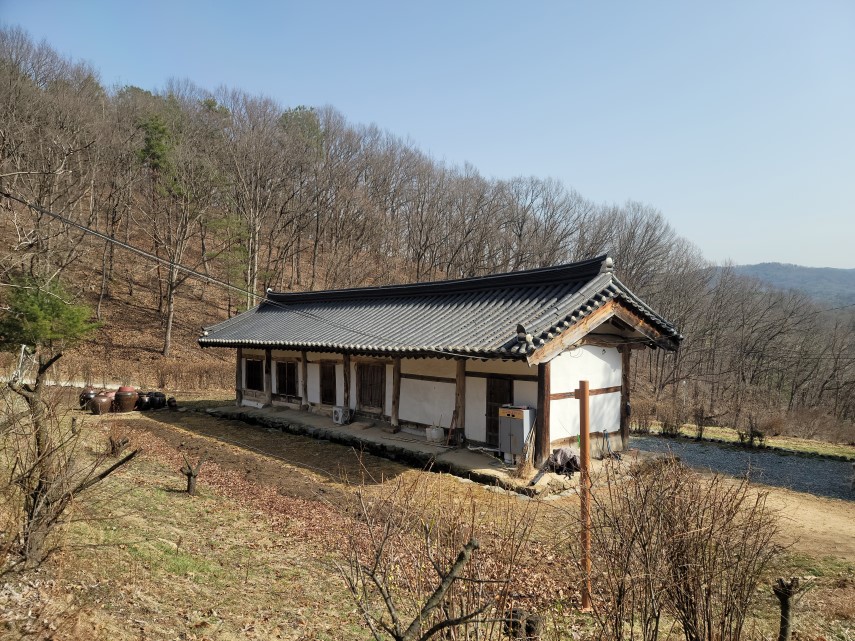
top-left (514, 381), bottom-right (537, 408)
top-left (307, 363), bottom-right (320, 404)
top-left (550, 346), bottom-right (620, 393)
top-left (465, 376), bottom-right (487, 442)
top-left (400, 379), bottom-right (455, 427)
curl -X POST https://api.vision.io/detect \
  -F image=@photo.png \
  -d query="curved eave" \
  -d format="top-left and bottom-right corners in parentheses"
top-left (197, 338), bottom-right (530, 361)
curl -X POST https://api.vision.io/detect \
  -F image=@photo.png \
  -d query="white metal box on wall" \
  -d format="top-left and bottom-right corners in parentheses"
top-left (498, 405), bottom-right (535, 457)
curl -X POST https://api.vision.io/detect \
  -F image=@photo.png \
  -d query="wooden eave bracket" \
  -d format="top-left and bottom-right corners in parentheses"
top-left (526, 300), bottom-right (678, 365)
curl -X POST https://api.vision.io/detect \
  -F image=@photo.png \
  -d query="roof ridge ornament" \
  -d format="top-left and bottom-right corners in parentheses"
top-left (601, 256), bottom-right (615, 273)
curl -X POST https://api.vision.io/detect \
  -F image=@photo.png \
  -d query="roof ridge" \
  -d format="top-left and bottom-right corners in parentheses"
top-left (265, 255), bottom-right (610, 304)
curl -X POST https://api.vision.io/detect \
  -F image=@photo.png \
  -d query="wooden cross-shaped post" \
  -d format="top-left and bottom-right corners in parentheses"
top-left (181, 454), bottom-right (206, 496)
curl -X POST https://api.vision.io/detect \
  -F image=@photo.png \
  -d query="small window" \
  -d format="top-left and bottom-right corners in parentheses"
top-left (357, 362), bottom-right (385, 411)
top-left (276, 361), bottom-right (298, 397)
top-left (245, 359), bottom-right (263, 391)
top-left (320, 362), bottom-right (336, 405)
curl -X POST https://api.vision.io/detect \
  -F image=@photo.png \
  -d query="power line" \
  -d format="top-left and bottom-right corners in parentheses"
top-left (1, 189), bottom-right (254, 299)
top-left (0, 191), bottom-right (479, 359)
top-left (5, 190), bottom-right (851, 364)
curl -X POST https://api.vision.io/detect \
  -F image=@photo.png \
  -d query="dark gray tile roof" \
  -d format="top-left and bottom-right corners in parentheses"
top-left (198, 255), bottom-right (682, 358)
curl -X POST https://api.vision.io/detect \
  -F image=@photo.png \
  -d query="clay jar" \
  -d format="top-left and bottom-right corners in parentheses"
top-left (79, 387), bottom-right (98, 408)
top-left (114, 386), bottom-right (137, 413)
top-left (89, 393), bottom-right (112, 415)
top-left (148, 391), bottom-right (167, 410)
top-left (136, 391), bottom-right (151, 411)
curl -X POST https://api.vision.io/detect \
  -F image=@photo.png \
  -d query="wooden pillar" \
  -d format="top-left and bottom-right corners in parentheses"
top-left (343, 353), bottom-right (351, 410)
top-left (535, 361), bottom-right (551, 467)
top-left (454, 358), bottom-right (466, 437)
top-left (264, 348), bottom-right (272, 406)
top-left (300, 350), bottom-right (308, 409)
top-left (235, 347), bottom-right (243, 406)
top-left (619, 346), bottom-right (631, 450)
top-left (391, 357), bottom-right (401, 427)
top-left (578, 379), bottom-right (592, 611)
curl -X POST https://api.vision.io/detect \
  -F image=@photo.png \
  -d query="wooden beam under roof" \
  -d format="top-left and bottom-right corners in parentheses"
top-left (526, 299), bottom-right (679, 365)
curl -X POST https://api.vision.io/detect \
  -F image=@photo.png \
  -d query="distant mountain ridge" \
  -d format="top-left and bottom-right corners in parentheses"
top-left (732, 263), bottom-right (855, 308)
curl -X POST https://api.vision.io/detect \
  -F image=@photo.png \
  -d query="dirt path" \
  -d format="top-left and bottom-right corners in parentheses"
top-left (764, 487), bottom-right (855, 562)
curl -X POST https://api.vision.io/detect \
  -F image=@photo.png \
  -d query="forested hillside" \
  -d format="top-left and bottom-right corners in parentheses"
top-left (734, 263), bottom-right (855, 308)
top-left (1, 26), bottom-right (853, 439)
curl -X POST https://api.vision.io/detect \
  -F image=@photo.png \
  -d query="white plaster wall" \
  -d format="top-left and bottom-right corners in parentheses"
top-left (514, 381), bottom-right (537, 408)
top-left (591, 393), bottom-right (620, 433)
top-left (336, 363), bottom-right (345, 407)
top-left (551, 397), bottom-right (578, 441)
top-left (550, 346), bottom-right (620, 394)
top-left (401, 358), bottom-right (456, 378)
top-left (400, 379), bottom-right (455, 426)
top-left (307, 363), bottom-right (320, 404)
top-left (549, 345), bottom-right (622, 441)
top-left (551, 393), bottom-right (621, 441)
top-left (464, 376), bottom-right (487, 442)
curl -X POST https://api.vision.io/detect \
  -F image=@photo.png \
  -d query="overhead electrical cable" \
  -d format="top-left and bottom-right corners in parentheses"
top-left (0, 191), bottom-right (485, 359)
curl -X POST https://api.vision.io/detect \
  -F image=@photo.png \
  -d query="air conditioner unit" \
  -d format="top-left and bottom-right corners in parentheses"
top-left (332, 406), bottom-right (351, 425)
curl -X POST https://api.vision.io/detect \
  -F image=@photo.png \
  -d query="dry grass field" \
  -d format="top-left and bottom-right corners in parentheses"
top-left (1, 394), bottom-right (853, 640)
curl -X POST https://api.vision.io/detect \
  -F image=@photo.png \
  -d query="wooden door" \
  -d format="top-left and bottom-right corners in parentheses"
top-left (357, 362), bottom-right (385, 413)
top-left (320, 363), bottom-right (337, 405)
top-left (485, 377), bottom-right (513, 447)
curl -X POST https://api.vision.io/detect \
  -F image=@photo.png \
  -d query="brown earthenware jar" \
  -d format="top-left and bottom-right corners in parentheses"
top-left (90, 393), bottom-right (112, 415)
top-left (114, 390), bottom-right (137, 413)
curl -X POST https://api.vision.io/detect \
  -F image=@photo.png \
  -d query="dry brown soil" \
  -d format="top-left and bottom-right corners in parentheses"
top-left (128, 408), bottom-right (855, 563)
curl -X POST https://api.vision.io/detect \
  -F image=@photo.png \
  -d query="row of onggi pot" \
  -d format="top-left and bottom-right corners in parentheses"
top-left (79, 386), bottom-right (170, 415)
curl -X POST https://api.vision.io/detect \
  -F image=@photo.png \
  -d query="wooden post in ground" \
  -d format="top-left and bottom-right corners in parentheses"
top-left (300, 350), bottom-right (308, 409)
top-left (773, 577), bottom-right (802, 641)
top-left (535, 362), bottom-right (551, 467)
top-left (578, 379), bottom-right (592, 611)
top-left (181, 454), bottom-right (205, 496)
top-left (391, 357), bottom-right (401, 428)
top-left (454, 358), bottom-right (466, 441)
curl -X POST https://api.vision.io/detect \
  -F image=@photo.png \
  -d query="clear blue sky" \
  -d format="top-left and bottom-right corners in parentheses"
top-left (2, 0), bottom-right (853, 268)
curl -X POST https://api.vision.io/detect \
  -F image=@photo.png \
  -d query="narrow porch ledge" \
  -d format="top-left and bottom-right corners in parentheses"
top-left (205, 405), bottom-right (584, 496)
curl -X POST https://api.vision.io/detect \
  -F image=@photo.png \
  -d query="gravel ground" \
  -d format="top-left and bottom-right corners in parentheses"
top-left (631, 435), bottom-right (855, 501)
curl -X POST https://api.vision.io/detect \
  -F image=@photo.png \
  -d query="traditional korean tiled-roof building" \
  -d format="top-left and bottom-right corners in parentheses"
top-left (199, 255), bottom-right (681, 463)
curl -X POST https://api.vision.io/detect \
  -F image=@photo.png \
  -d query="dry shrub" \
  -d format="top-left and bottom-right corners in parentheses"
top-left (631, 398), bottom-right (655, 434)
top-left (153, 360), bottom-right (232, 390)
top-left (341, 473), bottom-right (538, 640)
top-left (780, 409), bottom-right (853, 444)
top-left (657, 401), bottom-right (681, 437)
top-left (759, 414), bottom-right (787, 438)
top-left (586, 456), bottom-right (782, 641)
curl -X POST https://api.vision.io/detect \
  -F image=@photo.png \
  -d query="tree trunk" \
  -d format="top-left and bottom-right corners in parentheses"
top-left (773, 577), bottom-right (801, 641)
